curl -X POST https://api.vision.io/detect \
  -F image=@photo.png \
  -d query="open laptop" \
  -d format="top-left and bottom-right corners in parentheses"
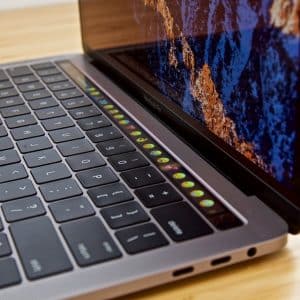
top-left (0, 0), bottom-right (299, 299)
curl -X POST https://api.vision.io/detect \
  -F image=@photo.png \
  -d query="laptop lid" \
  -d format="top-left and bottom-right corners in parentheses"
top-left (78, 0), bottom-right (300, 232)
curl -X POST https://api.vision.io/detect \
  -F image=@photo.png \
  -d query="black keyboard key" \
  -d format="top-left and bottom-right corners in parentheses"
top-left (121, 166), bottom-right (164, 188)
top-left (7, 66), bottom-right (32, 77)
top-left (57, 139), bottom-right (94, 157)
top-left (135, 183), bottom-right (182, 208)
top-left (31, 163), bottom-right (71, 184)
top-left (88, 183), bottom-right (133, 207)
top-left (37, 68), bottom-right (60, 77)
top-left (0, 96), bottom-right (24, 108)
top-left (0, 150), bottom-right (20, 166)
top-left (78, 115), bottom-right (111, 131)
top-left (0, 179), bottom-right (36, 202)
top-left (10, 217), bottom-right (73, 280)
top-left (116, 223), bottom-right (168, 255)
top-left (41, 116), bottom-right (74, 131)
top-left (152, 202), bottom-right (213, 242)
top-left (0, 164), bottom-right (27, 183)
top-left (18, 82), bottom-right (44, 93)
top-left (66, 152), bottom-right (105, 171)
top-left (109, 152), bottom-right (149, 172)
top-left (0, 137), bottom-right (14, 151)
top-left (31, 62), bottom-right (55, 70)
top-left (1, 105), bottom-right (30, 118)
top-left (0, 125), bottom-right (7, 137)
top-left (0, 88), bottom-right (18, 99)
top-left (48, 81), bottom-right (74, 91)
top-left (0, 258), bottom-right (21, 289)
top-left (87, 127), bottom-right (122, 143)
top-left (49, 127), bottom-right (84, 143)
top-left (6, 114), bottom-right (37, 129)
top-left (0, 80), bottom-right (13, 90)
top-left (35, 106), bottom-right (66, 120)
top-left (61, 217), bottom-right (121, 267)
top-left (11, 125), bottom-right (44, 140)
top-left (97, 138), bottom-right (135, 156)
top-left (23, 89), bottom-right (51, 101)
top-left (40, 179), bottom-right (82, 202)
top-left (24, 149), bottom-right (61, 168)
top-left (55, 89), bottom-right (83, 100)
top-left (69, 106), bottom-right (101, 120)
top-left (0, 234), bottom-right (12, 257)
top-left (0, 217), bottom-right (3, 231)
top-left (17, 136), bottom-right (52, 153)
top-left (13, 75), bottom-right (38, 85)
top-left (101, 201), bottom-right (149, 229)
top-left (50, 196), bottom-right (95, 223)
top-left (42, 74), bottom-right (67, 84)
top-left (0, 70), bottom-right (8, 82)
top-left (2, 196), bottom-right (45, 222)
top-left (77, 167), bottom-right (118, 188)
top-left (61, 97), bottom-right (92, 110)
top-left (28, 97), bottom-right (58, 110)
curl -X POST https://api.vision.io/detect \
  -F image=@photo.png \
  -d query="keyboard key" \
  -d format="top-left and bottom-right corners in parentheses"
top-left (28, 97), bottom-right (58, 110)
top-left (61, 217), bottom-right (121, 267)
top-left (18, 82), bottom-right (44, 93)
top-left (78, 115), bottom-right (111, 131)
top-left (77, 167), bottom-right (118, 188)
top-left (101, 201), bottom-right (149, 229)
top-left (6, 114), bottom-right (37, 129)
top-left (2, 196), bottom-right (45, 222)
top-left (0, 80), bottom-right (13, 90)
top-left (37, 68), bottom-right (60, 77)
top-left (61, 97), bottom-right (92, 110)
top-left (0, 217), bottom-right (3, 231)
top-left (7, 66), bottom-right (32, 77)
top-left (0, 96), bottom-right (24, 108)
top-left (1, 105), bottom-right (30, 118)
top-left (42, 74), bottom-right (67, 84)
top-left (66, 152), bottom-right (105, 171)
top-left (135, 183), bottom-right (182, 208)
top-left (10, 217), bottom-right (73, 280)
top-left (57, 139), bottom-right (94, 157)
top-left (0, 137), bottom-right (14, 151)
top-left (121, 166), bottom-right (164, 188)
top-left (0, 125), bottom-right (7, 137)
top-left (109, 152), bottom-right (149, 172)
top-left (116, 223), bottom-right (168, 255)
top-left (24, 149), bottom-right (61, 168)
top-left (0, 164), bottom-right (28, 183)
top-left (41, 116), bottom-right (74, 131)
top-left (13, 75), bottom-right (38, 85)
top-left (50, 196), bottom-right (95, 223)
top-left (11, 125), bottom-right (44, 140)
top-left (0, 179), bottom-right (36, 202)
top-left (17, 136), bottom-right (52, 153)
top-left (88, 183), bottom-right (133, 207)
top-left (40, 179), bottom-right (82, 202)
top-left (31, 62), bottom-right (55, 70)
top-left (23, 89), bottom-right (51, 101)
top-left (48, 81), bottom-right (74, 91)
top-left (97, 138), bottom-right (135, 156)
top-left (0, 70), bottom-right (8, 82)
top-left (55, 89), bottom-right (83, 100)
top-left (0, 150), bottom-right (20, 166)
top-left (35, 106), bottom-right (66, 120)
top-left (49, 127), bottom-right (84, 143)
top-left (31, 163), bottom-right (71, 184)
top-left (0, 258), bottom-right (21, 289)
top-left (87, 126), bottom-right (122, 143)
top-left (152, 202), bottom-right (213, 242)
top-left (0, 234), bottom-right (12, 257)
top-left (0, 88), bottom-right (18, 99)
top-left (69, 106), bottom-right (101, 120)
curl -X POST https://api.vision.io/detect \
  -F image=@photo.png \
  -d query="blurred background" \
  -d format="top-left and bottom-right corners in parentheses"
top-left (0, 0), bottom-right (75, 10)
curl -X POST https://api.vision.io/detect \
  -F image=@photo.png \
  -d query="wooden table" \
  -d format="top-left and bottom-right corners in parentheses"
top-left (0, 3), bottom-right (300, 300)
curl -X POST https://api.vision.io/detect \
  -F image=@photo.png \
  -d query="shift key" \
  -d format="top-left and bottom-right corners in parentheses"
top-left (10, 217), bottom-right (72, 280)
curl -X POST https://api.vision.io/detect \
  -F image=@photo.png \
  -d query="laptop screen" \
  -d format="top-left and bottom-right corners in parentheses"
top-left (80, 0), bottom-right (300, 205)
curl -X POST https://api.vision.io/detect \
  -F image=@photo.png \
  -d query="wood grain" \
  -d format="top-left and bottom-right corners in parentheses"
top-left (0, 3), bottom-right (299, 300)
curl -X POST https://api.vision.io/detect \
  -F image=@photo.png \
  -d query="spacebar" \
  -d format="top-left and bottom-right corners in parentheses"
top-left (10, 216), bottom-right (73, 280)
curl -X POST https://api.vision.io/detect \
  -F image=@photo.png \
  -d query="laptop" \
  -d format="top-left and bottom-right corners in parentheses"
top-left (0, 0), bottom-right (299, 298)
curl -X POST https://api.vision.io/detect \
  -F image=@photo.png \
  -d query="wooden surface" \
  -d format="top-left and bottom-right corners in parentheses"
top-left (0, 3), bottom-right (300, 300)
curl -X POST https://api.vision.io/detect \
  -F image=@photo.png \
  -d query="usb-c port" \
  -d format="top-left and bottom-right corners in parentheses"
top-left (211, 256), bottom-right (231, 266)
top-left (173, 266), bottom-right (194, 277)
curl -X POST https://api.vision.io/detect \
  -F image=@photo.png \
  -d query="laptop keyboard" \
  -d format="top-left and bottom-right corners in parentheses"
top-left (0, 61), bottom-right (242, 289)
